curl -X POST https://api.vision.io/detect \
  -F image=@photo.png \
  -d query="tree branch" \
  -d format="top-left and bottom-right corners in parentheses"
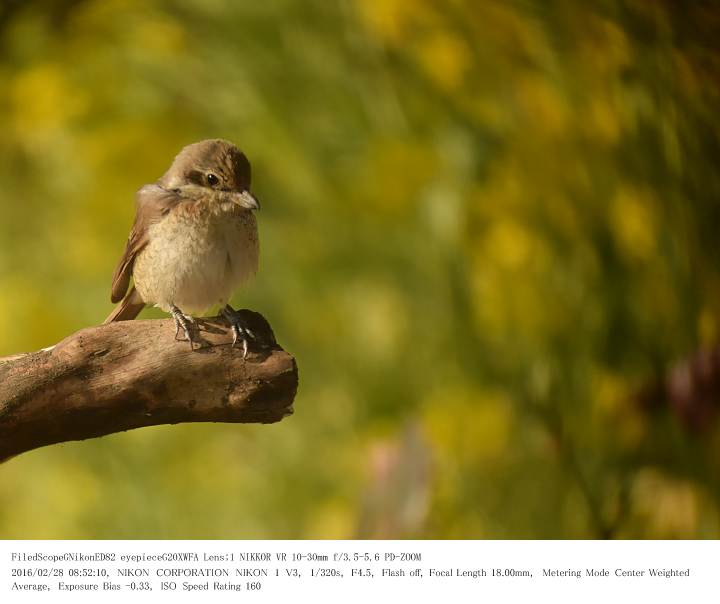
top-left (0, 311), bottom-right (298, 463)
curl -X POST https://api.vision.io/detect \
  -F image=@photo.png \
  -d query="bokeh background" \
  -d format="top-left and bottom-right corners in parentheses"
top-left (1, 0), bottom-right (719, 539)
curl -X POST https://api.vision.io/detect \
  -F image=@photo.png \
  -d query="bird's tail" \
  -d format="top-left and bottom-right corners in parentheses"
top-left (104, 287), bottom-right (145, 323)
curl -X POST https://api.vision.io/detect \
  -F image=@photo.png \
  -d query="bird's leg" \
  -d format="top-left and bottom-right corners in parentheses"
top-left (170, 304), bottom-right (197, 349)
top-left (221, 304), bottom-right (255, 358)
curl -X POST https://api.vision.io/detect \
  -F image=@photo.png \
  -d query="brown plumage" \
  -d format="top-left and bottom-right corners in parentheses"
top-left (104, 139), bottom-right (261, 353)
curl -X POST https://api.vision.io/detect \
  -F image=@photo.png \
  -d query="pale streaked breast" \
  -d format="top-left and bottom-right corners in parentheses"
top-left (133, 203), bottom-right (259, 314)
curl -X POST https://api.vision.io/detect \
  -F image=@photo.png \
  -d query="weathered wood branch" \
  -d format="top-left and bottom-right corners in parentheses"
top-left (0, 311), bottom-right (297, 463)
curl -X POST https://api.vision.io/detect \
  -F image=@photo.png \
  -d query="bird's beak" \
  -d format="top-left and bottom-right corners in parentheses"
top-left (233, 189), bottom-right (260, 210)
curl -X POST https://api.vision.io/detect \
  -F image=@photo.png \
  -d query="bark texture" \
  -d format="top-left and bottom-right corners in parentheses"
top-left (0, 311), bottom-right (297, 462)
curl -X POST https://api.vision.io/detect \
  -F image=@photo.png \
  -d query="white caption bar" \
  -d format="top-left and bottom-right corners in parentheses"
top-left (1, 540), bottom-right (716, 603)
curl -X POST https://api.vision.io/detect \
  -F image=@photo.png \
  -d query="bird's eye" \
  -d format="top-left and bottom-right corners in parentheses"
top-left (206, 173), bottom-right (219, 186)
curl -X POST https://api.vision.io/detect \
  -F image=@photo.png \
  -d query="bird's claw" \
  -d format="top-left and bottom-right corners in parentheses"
top-left (223, 306), bottom-right (255, 359)
top-left (171, 305), bottom-right (198, 350)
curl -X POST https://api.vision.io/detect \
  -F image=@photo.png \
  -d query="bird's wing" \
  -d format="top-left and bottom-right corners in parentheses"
top-left (110, 184), bottom-right (184, 303)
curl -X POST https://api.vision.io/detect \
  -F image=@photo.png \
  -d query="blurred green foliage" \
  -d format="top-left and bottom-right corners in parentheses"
top-left (1, 0), bottom-right (719, 539)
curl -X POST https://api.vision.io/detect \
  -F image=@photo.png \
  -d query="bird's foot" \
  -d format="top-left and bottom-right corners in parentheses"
top-left (222, 305), bottom-right (255, 358)
top-left (170, 305), bottom-right (199, 350)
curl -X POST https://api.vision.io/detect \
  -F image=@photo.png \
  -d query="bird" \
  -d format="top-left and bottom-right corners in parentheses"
top-left (104, 139), bottom-right (261, 356)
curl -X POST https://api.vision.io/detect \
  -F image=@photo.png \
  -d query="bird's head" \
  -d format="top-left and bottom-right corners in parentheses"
top-left (159, 139), bottom-right (260, 211)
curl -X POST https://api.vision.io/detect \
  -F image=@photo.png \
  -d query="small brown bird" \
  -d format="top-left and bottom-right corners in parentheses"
top-left (104, 139), bottom-right (260, 355)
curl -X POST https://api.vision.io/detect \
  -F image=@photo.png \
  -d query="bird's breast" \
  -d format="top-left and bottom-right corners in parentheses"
top-left (133, 203), bottom-right (259, 313)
